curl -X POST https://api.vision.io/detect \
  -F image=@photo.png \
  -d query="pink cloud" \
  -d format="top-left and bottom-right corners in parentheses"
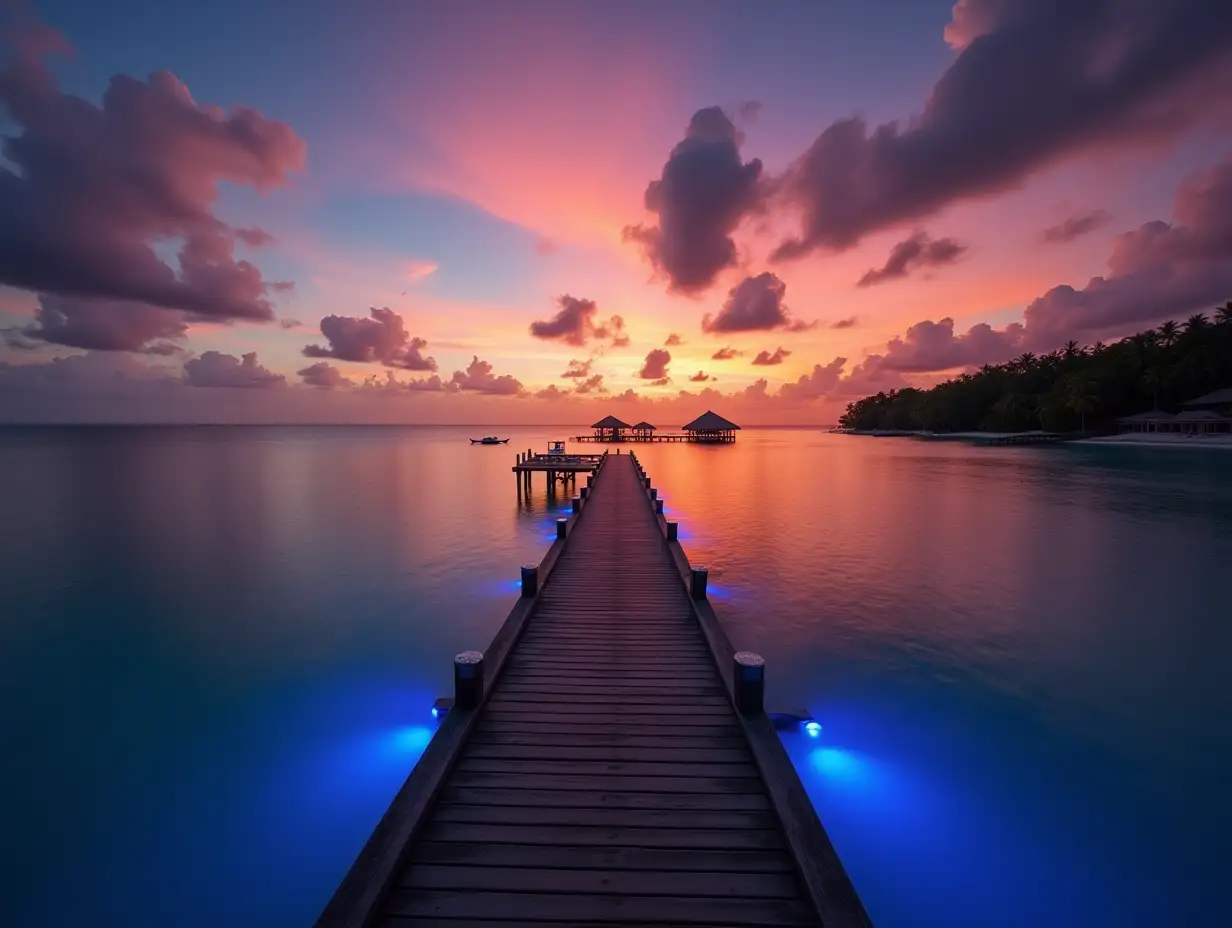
top-left (303, 307), bottom-right (437, 370)
top-left (0, 19), bottom-right (305, 320)
top-left (184, 351), bottom-right (285, 388)
top-left (529, 295), bottom-right (629, 348)
top-left (702, 273), bottom-right (815, 334)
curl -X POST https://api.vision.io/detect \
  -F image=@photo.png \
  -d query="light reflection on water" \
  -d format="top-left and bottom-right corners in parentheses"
top-left (1, 426), bottom-right (1228, 927)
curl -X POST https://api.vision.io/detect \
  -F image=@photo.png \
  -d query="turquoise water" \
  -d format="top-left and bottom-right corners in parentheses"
top-left (1, 426), bottom-right (1228, 926)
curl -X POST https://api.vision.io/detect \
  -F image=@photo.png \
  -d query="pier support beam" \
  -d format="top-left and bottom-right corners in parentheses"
top-left (454, 650), bottom-right (485, 709)
top-left (666, 521), bottom-right (678, 541)
top-left (690, 565), bottom-right (708, 600)
top-left (571, 495), bottom-right (581, 513)
top-left (655, 498), bottom-right (664, 514)
top-left (733, 652), bottom-right (765, 714)
top-left (556, 518), bottom-right (567, 540)
top-left (520, 563), bottom-right (539, 598)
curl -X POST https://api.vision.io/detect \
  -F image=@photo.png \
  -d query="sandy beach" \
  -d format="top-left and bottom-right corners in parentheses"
top-left (1077, 433), bottom-right (1232, 450)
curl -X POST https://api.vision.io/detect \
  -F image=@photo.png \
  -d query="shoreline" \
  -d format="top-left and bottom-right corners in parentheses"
top-left (1074, 434), bottom-right (1232, 450)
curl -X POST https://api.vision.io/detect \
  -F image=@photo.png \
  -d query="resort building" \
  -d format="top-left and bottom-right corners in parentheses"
top-left (1116, 388), bottom-right (1232, 435)
top-left (681, 410), bottom-right (742, 444)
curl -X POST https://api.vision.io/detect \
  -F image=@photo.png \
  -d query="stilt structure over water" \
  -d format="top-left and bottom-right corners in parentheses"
top-left (317, 451), bottom-right (870, 928)
top-left (574, 409), bottom-right (742, 444)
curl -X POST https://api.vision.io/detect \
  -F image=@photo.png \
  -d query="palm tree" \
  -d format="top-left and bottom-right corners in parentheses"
top-left (1062, 340), bottom-right (1081, 360)
top-left (1066, 379), bottom-right (1097, 432)
top-left (1216, 302), bottom-right (1232, 325)
top-left (1184, 312), bottom-right (1209, 334)
top-left (1091, 341), bottom-right (1108, 355)
top-left (1158, 320), bottom-right (1180, 346)
top-left (1142, 366), bottom-right (1168, 410)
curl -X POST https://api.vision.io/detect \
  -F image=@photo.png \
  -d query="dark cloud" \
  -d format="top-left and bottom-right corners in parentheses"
top-left (303, 307), bottom-right (437, 371)
top-left (184, 351), bottom-right (285, 388)
top-left (1041, 209), bottom-right (1113, 244)
top-left (0, 19), bottom-right (305, 318)
top-left (1022, 150), bottom-right (1232, 347)
top-left (561, 358), bottom-right (592, 378)
top-left (702, 273), bottom-right (815, 334)
top-left (574, 373), bottom-right (607, 394)
top-left (529, 295), bottom-right (628, 347)
top-left (664, 332), bottom-right (684, 346)
top-left (636, 348), bottom-right (671, 385)
top-left (17, 294), bottom-right (187, 353)
top-left (772, 0), bottom-right (1232, 259)
top-left (751, 347), bottom-right (792, 366)
top-left (828, 316), bottom-right (858, 329)
top-left (298, 361), bottom-right (351, 389)
top-left (450, 356), bottom-right (524, 395)
top-left (688, 371), bottom-right (714, 382)
top-left (712, 346), bottom-right (743, 360)
top-left (624, 107), bottom-right (765, 293)
top-left (856, 231), bottom-right (967, 288)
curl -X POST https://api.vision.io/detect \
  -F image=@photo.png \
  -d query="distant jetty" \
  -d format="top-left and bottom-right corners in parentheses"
top-left (573, 410), bottom-right (741, 444)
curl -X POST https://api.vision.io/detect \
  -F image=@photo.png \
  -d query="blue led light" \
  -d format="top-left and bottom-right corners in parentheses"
top-left (804, 720), bottom-right (823, 738)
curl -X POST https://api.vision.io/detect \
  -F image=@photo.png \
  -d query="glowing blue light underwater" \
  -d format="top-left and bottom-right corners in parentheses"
top-left (805, 720), bottom-right (823, 738)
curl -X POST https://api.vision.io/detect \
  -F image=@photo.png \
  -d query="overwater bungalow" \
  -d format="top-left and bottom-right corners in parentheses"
top-left (682, 410), bottom-right (741, 444)
top-left (589, 415), bottom-right (632, 441)
top-left (631, 420), bottom-right (657, 439)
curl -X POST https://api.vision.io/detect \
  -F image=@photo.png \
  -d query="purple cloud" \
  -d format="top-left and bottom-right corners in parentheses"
top-left (1041, 209), bottom-right (1114, 244)
top-left (0, 20), bottom-right (305, 319)
top-left (184, 351), bottom-right (285, 388)
top-left (561, 358), bottom-right (592, 379)
top-left (771, 1), bottom-right (1232, 260)
top-left (529, 295), bottom-right (628, 348)
top-left (702, 273), bottom-right (815, 334)
top-left (636, 348), bottom-right (671, 385)
top-left (856, 231), bottom-right (967, 288)
top-left (751, 347), bottom-right (792, 366)
top-left (688, 370), bottom-right (714, 382)
top-left (664, 333), bottom-right (684, 346)
top-left (303, 307), bottom-right (437, 371)
top-left (712, 346), bottom-right (743, 360)
top-left (624, 107), bottom-right (765, 293)
top-left (298, 361), bottom-right (351, 389)
top-left (573, 373), bottom-right (607, 394)
top-left (17, 294), bottom-right (187, 353)
top-left (450, 356), bottom-right (524, 395)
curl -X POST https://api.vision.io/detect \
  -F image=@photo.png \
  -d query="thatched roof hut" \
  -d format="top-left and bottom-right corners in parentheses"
top-left (591, 415), bottom-right (632, 430)
top-left (631, 420), bottom-right (657, 432)
top-left (681, 410), bottom-right (741, 433)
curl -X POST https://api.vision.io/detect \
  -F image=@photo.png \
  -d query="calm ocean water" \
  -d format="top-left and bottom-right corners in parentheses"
top-left (1, 425), bottom-right (1228, 927)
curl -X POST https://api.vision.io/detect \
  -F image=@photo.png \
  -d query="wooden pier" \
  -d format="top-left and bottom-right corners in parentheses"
top-left (318, 452), bottom-right (870, 927)
top-left (513, 448), bottom-right (605, 500)
top-left (571, 432), bottom-right (735, 443)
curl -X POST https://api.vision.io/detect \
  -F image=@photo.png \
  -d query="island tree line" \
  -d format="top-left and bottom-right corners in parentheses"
top-left (839, 303), bottom-right (1232, 433)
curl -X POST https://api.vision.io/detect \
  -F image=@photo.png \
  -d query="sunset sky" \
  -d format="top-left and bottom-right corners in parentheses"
top-left (2, 0), bottom-right (1230, 424)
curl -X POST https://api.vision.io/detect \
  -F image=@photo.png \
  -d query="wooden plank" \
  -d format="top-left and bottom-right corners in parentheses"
top-left (431, 803), bottom-right (778, 831)
top-left (437, 787), bottom-right (771, 811)
top-left (399, 864), bottom-right (801, 898)
top-left (444, 770), bottom-right (766, 794)
top-left (473, 716), bottom-right (742, 735)
top-left (486, 693), bottom-right (731, 707)
top-left (462, 743), bottom-right (752, 764)
top-left (381, 889), bottom-right (815, 925)
top-left (422, 822), bottom-right (785, 850)
top-left (467, 730), bottom-right (747, 749)
top-left (409, 841), bottom-right (794, 873)
top-left (453, 757), bottom-right (762, 778)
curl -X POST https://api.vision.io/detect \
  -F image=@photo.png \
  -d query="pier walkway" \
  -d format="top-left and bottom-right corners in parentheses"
top-left (318, 453), bottom-right (869, 927)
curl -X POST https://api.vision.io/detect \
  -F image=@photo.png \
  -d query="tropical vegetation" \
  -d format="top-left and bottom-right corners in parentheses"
top-left (838, 303), bottom-right (1232, 432)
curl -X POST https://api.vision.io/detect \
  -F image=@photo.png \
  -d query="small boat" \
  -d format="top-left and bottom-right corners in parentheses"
top-left (470, 436), bottom-right (510, 445)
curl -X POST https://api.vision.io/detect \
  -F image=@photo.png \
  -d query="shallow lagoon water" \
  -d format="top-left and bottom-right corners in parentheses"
top-left (1, 426), bottom-right (1227, 926)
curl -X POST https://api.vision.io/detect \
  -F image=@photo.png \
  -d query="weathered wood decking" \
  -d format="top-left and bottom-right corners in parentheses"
top-left (318, 452), bottom-right (870, 927)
